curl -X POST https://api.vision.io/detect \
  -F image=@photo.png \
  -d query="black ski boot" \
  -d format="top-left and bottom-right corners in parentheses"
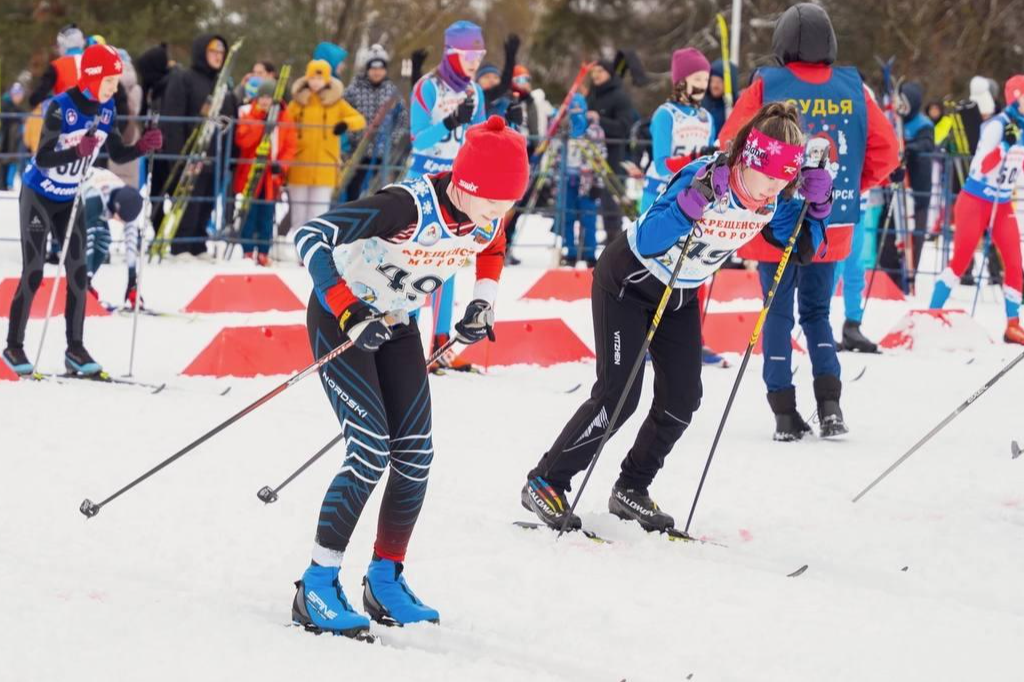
top-left (767, 388), bottom-right (813, 442)
top-left (608, 486), bottom-right (675, 532)
top-left (814, 375), bottom-right (849, 438)
top-left (65, 345), bottom-right (103, 376)
top-left (2, 345), bottom-right (34, 376)
top-left (521, 476), bottom-right (582, 530)
top-left (841, 320), bottom-right (879, 353)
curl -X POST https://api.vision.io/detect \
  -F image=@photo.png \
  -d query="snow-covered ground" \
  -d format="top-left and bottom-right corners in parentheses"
top-left (2, 197), bottom-right (1023, 681)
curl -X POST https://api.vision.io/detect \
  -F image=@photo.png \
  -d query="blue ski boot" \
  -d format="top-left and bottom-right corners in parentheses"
top-left (65, 345), bottom-right (102, 376)
top-left (2, 346), bottom-right (34, 376)
top-left (292, 564), bottom-right (371, 637)
top-left (362, 556), bottom-right (439, 626)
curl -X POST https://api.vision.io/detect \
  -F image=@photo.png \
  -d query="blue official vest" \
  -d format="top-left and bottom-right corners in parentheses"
top-left (23, 91), bottom-right (117, 202)
top-left (745, 65), bottom-right (868, 262)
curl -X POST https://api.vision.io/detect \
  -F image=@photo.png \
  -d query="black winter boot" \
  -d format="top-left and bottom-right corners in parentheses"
top-left (814, 375), bottom-right (849, 438)
top-left (841, 320), bottom-right (879, 353)
top-left (767, 388), bottom-right (813, 442)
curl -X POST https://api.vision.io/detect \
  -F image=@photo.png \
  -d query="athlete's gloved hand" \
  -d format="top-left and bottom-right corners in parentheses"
top-left (454, 299), bottom-right (495, 345)
top-left (411, 49), bottom-right (429, 77)
top-left (696, 145), bottom-right (718, 158)
top-left (135, 127), bottom-right (163, 154)
top-left (75, 133), bottom-right (100, 158)
top-left (799, 167), bottom-right (833, 220)
top-left (339, 303), bottom-right (408, 352)
top-left (333, 121), bottom-right (348, 136)
top-left (676, 156), bottom-right (728, 221)
top-left (444, 97), bottom-right (476, 130)
top-left (889, 166), bottom-right (906, 184)
top-left (504, 34), bottom-right (521, 63)
top-left (1004, 123), bottom-right (1019, 145)
top-left (505, 99), bottom-right (524, 128)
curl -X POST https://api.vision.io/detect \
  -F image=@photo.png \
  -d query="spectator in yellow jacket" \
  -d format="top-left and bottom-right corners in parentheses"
top-left (287, 59), bottom-right (366, 230)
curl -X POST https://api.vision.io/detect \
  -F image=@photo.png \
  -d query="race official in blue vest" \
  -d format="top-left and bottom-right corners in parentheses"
top-left (719, 3), bottom-right (899, 441)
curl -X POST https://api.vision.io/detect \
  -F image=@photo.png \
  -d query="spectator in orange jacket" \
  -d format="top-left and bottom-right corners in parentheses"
top-left (234, 79), bottom-right (298, 265)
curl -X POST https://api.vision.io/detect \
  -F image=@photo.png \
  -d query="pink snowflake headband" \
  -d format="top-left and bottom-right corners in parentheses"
top-left (741, 128), bottom-right (804, 182)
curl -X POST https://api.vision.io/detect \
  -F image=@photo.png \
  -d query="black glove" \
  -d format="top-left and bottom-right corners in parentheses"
top-left (504, 34), bottom-right (521, 63)
top-left (889, 166), bottom-right (906, 184)
top-left (270, 161), bottom-right (284, 175)
top-left (696, 145), bottom-right (718, 158)
top-left (333, 121), bottom-right (348, 136)
top-left (444, 97), bottom-right (476, 130)
top-left (454, 299), bottom-right (495, 345)
top-left (411, 49), bottom-right (429, 76)
top-left (339, 303), bottom-right (404, 352)
top-left (505, 100), bottom-right (524, 127)
top-left (588, 183), bottom-right (603, 201)
top-left (1004, 124), bottom-right (1019, 145)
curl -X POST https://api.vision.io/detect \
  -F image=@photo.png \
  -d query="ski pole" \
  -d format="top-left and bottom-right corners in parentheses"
top-left (127, 113), bottom-right (159, 377)
top-left (702, 273), bottom-right (717, 324)
top-left (79, 310), bottom-right (410, 518)
top-left (861, 184), bottom-right (898, 320)
top-left (256, 335), bottom-right (462, 504)
top-left (683, 160), bottom-right (825, 536)
top-left (557, 227), bottom-right (700, 538)
top-left (257, 432), bottom-right (346, 503)
top-left (32, 118), bottom-right (100, 375)
top-left (853, 349), bottom-right (1024, 502)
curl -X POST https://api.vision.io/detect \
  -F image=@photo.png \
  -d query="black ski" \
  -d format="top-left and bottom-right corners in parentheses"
top-left (662, 526), bottom-right (728, 547)
top-left (32, 371), bottom-right (167, 394)
top-left (102, 302), bottom-right (198, 321)
top-left (513, 520), bottom-right (612, 544)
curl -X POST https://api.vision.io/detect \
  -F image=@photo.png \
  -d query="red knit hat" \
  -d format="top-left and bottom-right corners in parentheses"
top-left (79, 44), bottom-right (123, 101)
top-left (1005, 75), bottom-right (1024, 107)
top-left (451, 116), bottom-right (529, 201)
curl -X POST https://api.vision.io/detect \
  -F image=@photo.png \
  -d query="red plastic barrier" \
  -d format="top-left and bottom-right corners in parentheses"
top-left (879, 309), bottom-right (992, 351)
top-left (182, 324), bottom-right (313, 377)
top-left (456, 318), bottom-right (595, 369)
top-left (0, 360), bottom-right (18, 381)
top-left (0, 277), bottom-right (110, 318)
top-left (835, 270), bottom-right (905, 301)
top-left (183, 274), bottom-right (304, 313)
top-left (702, 311), bottom-right (804, 354)
top-left (707, 270), bottom-right (763, 302)
top-left (520, 268), bottom-right (593, 302)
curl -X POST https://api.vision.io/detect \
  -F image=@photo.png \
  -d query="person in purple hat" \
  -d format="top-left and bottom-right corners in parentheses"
top-left (642, 47), bottom-right (716, 213)
top-left (407, 20), bottom-right (488, 372)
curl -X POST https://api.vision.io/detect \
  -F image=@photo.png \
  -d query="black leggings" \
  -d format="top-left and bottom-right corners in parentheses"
top-left (530, 279), bottom-right (704, 493)
top-left (307, 296), bottom-right (434, 565)
top-left (6, 186), bottom-right (88, 349)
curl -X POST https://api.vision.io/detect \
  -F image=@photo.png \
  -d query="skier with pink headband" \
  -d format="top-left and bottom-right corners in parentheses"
top-left (521, 101), bottom-right (833, 534)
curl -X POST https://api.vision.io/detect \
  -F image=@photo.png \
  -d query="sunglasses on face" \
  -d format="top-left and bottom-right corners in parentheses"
top-left (448, 48), bottom-right (486, 63)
